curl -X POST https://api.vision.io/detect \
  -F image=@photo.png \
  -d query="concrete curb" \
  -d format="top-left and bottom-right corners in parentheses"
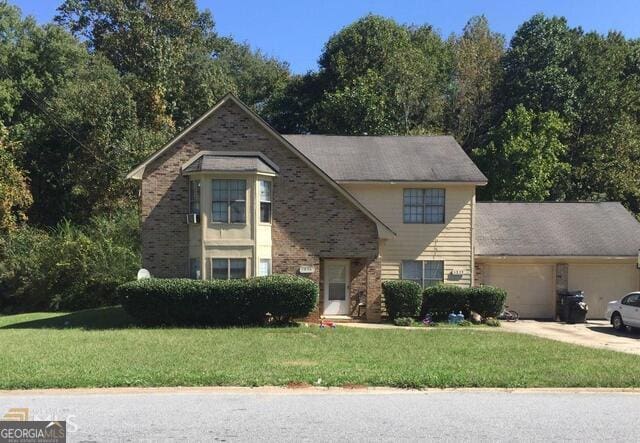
top-left (2, 386), bottom-right (640, 396)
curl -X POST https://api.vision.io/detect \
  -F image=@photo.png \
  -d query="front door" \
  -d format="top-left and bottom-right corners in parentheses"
top-left (324, 260), bottom-right (350, 316)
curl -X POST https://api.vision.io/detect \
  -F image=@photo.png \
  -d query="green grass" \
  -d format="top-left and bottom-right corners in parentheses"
top-left (0, 307), bottom-right (639, 389)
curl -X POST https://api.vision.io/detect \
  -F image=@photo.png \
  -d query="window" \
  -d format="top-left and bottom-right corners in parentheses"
top-left (189, 258), bottom-right (201, 279)
top-left (401, 260), bottom-right (444, 287)
top-left (212, 179), bottom-right (246, 223)
top-left (623, 293), bottom-right (640, 307)
top-left (403, 189), bottom-right (445, 224)
top-left (189, 180), bottom-right (200, 215)
top-left (258, 258), bottom-right (272, 276)
top-left (259, 180), bottom-right (272, 223)
top-left (211, 258), bottom-right (246, 280)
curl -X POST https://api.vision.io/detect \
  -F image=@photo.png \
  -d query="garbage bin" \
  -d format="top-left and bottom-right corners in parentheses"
top-left (556, 290), bottom-right (588, 323)
top-left (568, 299), bottom-right (588, 324)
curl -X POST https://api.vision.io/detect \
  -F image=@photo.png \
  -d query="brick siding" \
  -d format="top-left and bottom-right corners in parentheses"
top-left (140, 99), bottom-right (381, 321)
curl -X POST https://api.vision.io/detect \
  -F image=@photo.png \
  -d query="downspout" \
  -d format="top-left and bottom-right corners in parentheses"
top-left (470, 190), bottom-right (475, 287)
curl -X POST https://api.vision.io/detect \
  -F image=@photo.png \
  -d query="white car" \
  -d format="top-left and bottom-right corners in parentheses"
top-left (605, 292), bottom-right (640, 331)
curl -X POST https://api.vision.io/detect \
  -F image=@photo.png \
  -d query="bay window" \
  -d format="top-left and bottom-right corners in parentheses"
top-left (259, 180), bottom-right (272, 223)
top-left (212, 179), bottom-right (246, 223)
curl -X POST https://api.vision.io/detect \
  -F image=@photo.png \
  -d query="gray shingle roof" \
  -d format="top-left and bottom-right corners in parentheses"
top-left (475, 202), bottom-right (640, 256)
top-left (182, 153), bottom-right (277, 175)
top-left (282, 135), bottom-right (487, 183)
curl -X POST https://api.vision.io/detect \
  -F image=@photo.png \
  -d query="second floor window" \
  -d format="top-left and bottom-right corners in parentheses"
top-left (259, 180), bottom-right (272, 223)
top-left (189, 180), bottom-right (200, 215)
top-left (403, 188), bottom-right (445, 224)
top-left (212, 179), bottom-right (246, 223)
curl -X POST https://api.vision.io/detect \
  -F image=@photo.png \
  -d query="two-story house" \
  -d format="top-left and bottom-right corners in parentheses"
top-left (127, 94), bottom-right (640, 321)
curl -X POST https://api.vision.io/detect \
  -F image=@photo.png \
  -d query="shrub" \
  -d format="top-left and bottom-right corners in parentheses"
top-left (0, 208), bottom-right (139, 312)
top-left (422, 284), bottom-right (469, 320)
top-left (458, 320), bottom-right (473, 327)
top-left (393, 317), bottom-right (416, 327)
top-left (467, 286), bottom-right (506, 318)
top-left (382, 280), bottom-right (422, 320)
top-left (118, 275), bottom-right (318, 326)
top-left (485, 318), bottom-right (501, 327)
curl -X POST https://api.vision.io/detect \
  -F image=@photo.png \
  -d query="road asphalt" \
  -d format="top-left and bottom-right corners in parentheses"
top-left (0, 388), bottom-right (636, 442)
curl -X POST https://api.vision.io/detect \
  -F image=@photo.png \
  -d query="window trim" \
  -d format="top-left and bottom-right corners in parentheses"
top-left (401, 260), bottom-right (445, 288)
top-left (403, 188), bottom-right (445, 224)
top-left (211, 179), bottom-right (247, 224)
top-left (210, 258), bottom-right (247, 280)
top-left (259, 180), bottom-right (272, 224)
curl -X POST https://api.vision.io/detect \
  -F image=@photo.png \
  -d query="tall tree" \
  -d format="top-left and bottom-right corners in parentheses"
top-left (56, 0), bottom-right (290, 130)
top-left (447, 16), bottom-right (504, 151)
top-left (501, 14), bottom-right (578, 119)
top-left (567, 32), bottom-right (640, 211)
top-left (474, 105), bottom-right (569, 201)
top-left (299, 14), bottom-right (452, 135)
top-left (56, 0), bottom-right (218, 129)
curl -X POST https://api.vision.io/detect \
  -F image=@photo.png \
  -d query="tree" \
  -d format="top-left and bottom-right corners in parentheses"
top-left (565, 32), bottom-right (640, 212)
top-left (474, 105), bottom-right (569, 201)
top-left (312, 70), bottom-right (397, 135)
top-left (0, 123), bottom-right (31, 232)
top-left (299, 14), bottom-right (452, 135)
top-left (447, 16), bottom-right (504, 151)
top-left (56, 0), bottom-right (290, 130)
top-left (501, 14), bottom-right (578, 119)
top-left (56, 0), bottom-right (218, 130)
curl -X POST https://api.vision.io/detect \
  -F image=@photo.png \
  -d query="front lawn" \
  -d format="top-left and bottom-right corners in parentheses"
top-left (0, 307), bottom-right (639, 389)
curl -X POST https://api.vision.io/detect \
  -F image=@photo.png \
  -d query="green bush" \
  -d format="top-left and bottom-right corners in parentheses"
top-left (393, 317), bottom-right (416, 327)
top-left (382, 280), bottom-right (422, 320)
top-left (422, 284), bottom-right (469, 320)
top-left (468, 286), bottom-right (507, 318)
top-left (485, 318), bottom-right (501, 327)
top-left (421, 284), bottom-right (507, 321)
top-left (0, 208), bottom-right (140, 312)
top-left (118, 275), bottom-right (318, 326)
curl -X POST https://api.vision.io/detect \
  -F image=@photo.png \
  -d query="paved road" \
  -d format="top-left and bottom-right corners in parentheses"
top-left (0, 388), bottom-right (636, 441)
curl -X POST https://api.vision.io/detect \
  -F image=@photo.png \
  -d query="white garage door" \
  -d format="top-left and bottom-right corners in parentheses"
top-left (569, 264), bottom-right (639, 319)
top-left (483, 264), bottom-right (555, 319)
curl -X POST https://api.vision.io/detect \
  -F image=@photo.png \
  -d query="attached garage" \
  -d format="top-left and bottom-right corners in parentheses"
top-left (475, 202), bottom-right (640, 320)
top-left (482, 264), bottom-right (555, 319)
top-left (568, 263), bottom-right (638, 318)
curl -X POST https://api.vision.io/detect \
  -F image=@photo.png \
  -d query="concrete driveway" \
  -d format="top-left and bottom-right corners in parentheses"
top-left (501, 320), bottom-right (640, 355)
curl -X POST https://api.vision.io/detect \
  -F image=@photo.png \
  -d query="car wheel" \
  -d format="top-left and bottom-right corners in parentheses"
top-left (611, 313), bottom-right (625, 331)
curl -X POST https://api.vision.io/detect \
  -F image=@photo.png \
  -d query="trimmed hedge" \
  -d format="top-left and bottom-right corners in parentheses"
top-left (422, 284), bottom-right (469, 320)
top-left (422, 284), bottom-right (506, 321)
top-left (382, 280), bottom-right (422, 320)
top-left (118, 275), bottom-right (318, 326)
top-left (468, 286), bottom-right (507, 318)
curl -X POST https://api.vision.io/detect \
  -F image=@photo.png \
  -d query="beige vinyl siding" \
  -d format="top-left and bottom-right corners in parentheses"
top-left (343, 183), bottom-right (475, 286)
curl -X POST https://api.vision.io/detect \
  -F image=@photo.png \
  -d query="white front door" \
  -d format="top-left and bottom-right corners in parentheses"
top-left (324, 260), bottom-right (350, 316)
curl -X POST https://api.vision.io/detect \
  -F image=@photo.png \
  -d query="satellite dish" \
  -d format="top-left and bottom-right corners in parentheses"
top-left (137, 268), bottom-right (151, 280)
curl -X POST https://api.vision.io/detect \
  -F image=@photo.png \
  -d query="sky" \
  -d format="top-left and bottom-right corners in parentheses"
top-left (11, 0), bottom-right (640, 74)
